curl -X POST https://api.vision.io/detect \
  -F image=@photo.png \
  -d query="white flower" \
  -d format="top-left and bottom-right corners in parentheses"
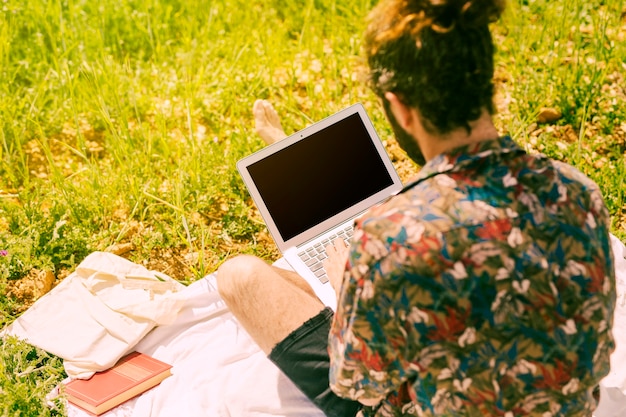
top-left (408, 306), bottom-right (430, 324)
top-left (401, 402), bottom-right (420, 415)
top-left (505, 208), bottom-right (519, 218)
top-left (356, 264), bottom-right (369, 276)
top-left (470, 242), bottom-right (501, 264)
top-left (503, 172), bottom-right (518, 187)
top-left (563, 260), bottom-right (586, 278)
top-left (449, 262), bottom-right (468, 280)
top-left (438, 368), bottom-right (453, 380)
top-left (560, 319), bottom-right (577, 335)
top-left (473, 200), bottom-right (500, 217)
top-left (431, 388), bottom-right (449, 405)
top-left (561, 378), bottom-right (580, 395)
top-left (369, 369), bottom-right (387, 381)
top-left (361, 280), bottom-right (375, 300)
top-left (507, 227), bottom-right (524, 247)
top-left (511, 359), bottom-right (537, 375)
top-left (348, 388), bottom-right (366, 399)
top-left (491, 290), bottom-right (507, 311)
top-left (495, 267), bottom-right (509, 280)
top-left (453, 378), bottom-right (472, 392)
top-left (458, 327), bottom-right (476, 348)
top-left (513, 279), bottom-right (531, 294)
top-left (405, 222), bottom-right (426, 242)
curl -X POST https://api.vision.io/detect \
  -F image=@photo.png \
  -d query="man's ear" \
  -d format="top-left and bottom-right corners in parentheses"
top-left (384, 92), bottom-right (415, 132)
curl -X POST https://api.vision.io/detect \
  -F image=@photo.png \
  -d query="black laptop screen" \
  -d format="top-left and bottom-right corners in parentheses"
top-left (246, 112), bottom-right (394, 242)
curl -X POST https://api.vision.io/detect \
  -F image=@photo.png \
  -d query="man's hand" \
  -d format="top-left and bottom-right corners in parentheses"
top-left (323, 238), bottom-right (350, 297)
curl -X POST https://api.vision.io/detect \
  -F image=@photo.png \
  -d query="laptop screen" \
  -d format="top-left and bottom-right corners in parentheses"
top-left (246, 112), bottom-right (394, 242)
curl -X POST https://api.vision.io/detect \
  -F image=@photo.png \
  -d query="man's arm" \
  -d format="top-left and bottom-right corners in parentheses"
top-left (324, 232), bottom-right (420, 408)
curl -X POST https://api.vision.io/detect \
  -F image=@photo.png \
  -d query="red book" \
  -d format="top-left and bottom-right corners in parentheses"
top-left (64, 352), bottom-right (172, 416)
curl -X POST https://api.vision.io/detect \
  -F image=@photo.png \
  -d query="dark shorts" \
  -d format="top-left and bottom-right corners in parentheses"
top-left (268, 307), bottom-right (362, 417)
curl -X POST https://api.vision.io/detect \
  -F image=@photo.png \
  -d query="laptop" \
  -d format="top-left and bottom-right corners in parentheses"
top-left (237, 103), bottom-right (403, 310)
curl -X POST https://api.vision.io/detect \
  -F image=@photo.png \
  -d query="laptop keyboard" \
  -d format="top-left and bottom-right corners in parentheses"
top-left (297, 225), bottom-right (354, 284)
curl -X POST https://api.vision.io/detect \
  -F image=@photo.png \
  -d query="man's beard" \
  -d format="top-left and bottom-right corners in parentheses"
top-left (382, 98), bottom-right (426, 166)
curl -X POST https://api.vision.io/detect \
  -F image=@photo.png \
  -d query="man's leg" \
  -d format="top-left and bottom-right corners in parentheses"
top-left (216, 254), bottom-right (323, 354)
top-left (216, 255), bottom-right (362, 417)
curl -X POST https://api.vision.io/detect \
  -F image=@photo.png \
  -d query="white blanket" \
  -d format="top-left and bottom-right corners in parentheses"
top-left (594, 234), bottom-right (626, 417)
top-left (65, 273), bottom-right (325, 417)
top-left (63, 236), bottom-right (626, 417)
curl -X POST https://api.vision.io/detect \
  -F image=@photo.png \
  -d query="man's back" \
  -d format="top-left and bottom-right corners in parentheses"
top-left (329, 136), bottom-right (615, 416)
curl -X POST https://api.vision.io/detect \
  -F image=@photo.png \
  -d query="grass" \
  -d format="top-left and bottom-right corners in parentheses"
top-left (0, 0), bottom-right (624, 414)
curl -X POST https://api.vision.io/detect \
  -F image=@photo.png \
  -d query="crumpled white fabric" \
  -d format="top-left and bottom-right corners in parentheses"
top-left (1, 251), bottom-right (187, 379)
top-left (63, 274), bottom-right (325, 417)
top-left (595, 234), bottom-right (626, 417)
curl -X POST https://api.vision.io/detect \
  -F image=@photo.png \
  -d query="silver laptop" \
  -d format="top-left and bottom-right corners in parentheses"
top-left (237, 103), bottom-right (403, 310)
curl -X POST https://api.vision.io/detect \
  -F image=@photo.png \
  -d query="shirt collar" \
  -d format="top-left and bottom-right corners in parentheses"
top-left (400, 136), bottom-right (525, 192)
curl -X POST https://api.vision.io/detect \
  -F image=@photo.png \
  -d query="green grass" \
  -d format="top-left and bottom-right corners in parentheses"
top-left (0, 0), bottom-right (625, 414)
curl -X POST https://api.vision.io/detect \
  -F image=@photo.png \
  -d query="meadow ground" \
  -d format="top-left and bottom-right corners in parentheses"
top-left (1, 0), bottom-right (625, 414)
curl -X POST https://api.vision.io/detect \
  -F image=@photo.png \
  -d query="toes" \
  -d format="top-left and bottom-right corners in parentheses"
top-left (252, 99), bottom-right (287, 145)
top-left (263, 102), bottom-right (283, 130)
top-left (253, 99), bottom-right (267, 122)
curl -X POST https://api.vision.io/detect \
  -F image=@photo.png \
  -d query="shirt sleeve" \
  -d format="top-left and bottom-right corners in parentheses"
top-left (328, 215), bottom-right (442, 402)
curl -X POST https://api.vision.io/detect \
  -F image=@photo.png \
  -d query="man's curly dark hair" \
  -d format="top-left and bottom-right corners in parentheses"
top-left (365, 0), bottom-right (506, 135)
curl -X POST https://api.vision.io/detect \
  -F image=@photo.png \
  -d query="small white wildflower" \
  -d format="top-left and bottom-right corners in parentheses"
top-left (491, 290), bottom-right (507, 311)
top-left (458, 327), bottom-right (476, 348)
top-left (507, 227), bottom-right (524, 247)
top-left (438, 368), bottom-right (453, 380)
top-left (503, 172), bottom-right (518, 187)
top-left (495, 267), bottom-right (509, 280)
top-left (560, 319), bottom-right (577, 335)
top-left (453, 378), bottom-right (472, 392)
top-left (361, 280), bottom-right (375, 300)
top-left (513, 279), bottom-right (530, 294)
top-left (449, 262), bottom-right (468, 280)
top-left (561, 378), bottom-right (580, 395)
top-left (408, 306), bottom-right (430, 324)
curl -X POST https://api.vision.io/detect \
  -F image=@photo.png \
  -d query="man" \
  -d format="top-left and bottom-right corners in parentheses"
top-left (217, 0), bottom-right (616, 415)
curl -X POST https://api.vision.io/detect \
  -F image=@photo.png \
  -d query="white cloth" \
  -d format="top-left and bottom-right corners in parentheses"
top-left (64, 275), bottom-right (324, 417)
top-left (3, 237), bottom-right (626, 416)
top-left (595, 234), bottom-right (626, 417)
top-left (2, 252), bottom-right (187, 378)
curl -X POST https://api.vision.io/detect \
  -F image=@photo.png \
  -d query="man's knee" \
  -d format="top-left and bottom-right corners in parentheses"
top-left (216, 255), bottom-right (266, 301)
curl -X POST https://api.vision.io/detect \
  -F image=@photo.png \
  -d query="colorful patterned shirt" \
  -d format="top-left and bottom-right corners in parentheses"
top-left (328, 136), bottom-right (616, 416)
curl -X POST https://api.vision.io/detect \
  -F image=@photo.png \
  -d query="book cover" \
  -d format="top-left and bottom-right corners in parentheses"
top-left (64, 352), bottom-right (172, 416)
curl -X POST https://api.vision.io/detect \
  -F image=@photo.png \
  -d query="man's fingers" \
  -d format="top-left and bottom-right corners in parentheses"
top-left (325, 238), bottom-right (347, 255)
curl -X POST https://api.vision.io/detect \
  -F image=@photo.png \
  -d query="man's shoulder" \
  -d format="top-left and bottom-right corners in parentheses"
top-left (550, 159), bottom-right (602, 191)
top-left (355, 154), bottom-right (610, 257)
top-left (357, 171), bottom-right (512, 239)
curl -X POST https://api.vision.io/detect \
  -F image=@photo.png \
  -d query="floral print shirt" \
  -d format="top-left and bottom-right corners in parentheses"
top-left (329, 136), bottom-right (616, 416)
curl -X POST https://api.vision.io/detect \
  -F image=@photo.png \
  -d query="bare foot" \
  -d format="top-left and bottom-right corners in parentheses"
top-left (253, 99), bottom-right (287, 145)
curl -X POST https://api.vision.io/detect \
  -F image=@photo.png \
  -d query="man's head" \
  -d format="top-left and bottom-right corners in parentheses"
top-left (365, 0), bottom-right (505, 141)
